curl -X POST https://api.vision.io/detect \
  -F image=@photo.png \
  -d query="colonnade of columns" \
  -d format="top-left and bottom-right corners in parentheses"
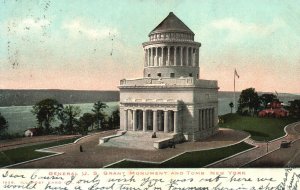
top-left (198, 108), bottom-right (215, 130)
top-left (123, 109), bottom-right (179, 134)
top-left (144, 46), bottom-right (199, 67)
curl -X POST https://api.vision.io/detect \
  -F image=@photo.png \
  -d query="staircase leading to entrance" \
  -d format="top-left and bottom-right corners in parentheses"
top-left (100, 131), bottom-right (175, 150)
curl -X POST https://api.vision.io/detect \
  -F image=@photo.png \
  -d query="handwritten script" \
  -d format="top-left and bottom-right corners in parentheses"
top-left (1, 169), bottom-right (299, 190)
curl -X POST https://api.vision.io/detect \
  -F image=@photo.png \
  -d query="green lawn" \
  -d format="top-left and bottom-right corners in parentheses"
top-left (0, 137), bottom-right (78, 167)
top-left (219, 114), bottom-right (298, 141)
top-left (107, 142), bottom-right (253, 168)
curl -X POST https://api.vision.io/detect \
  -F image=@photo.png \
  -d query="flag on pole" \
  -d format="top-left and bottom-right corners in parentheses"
top-left (234, 69), bottom-right (240, 78)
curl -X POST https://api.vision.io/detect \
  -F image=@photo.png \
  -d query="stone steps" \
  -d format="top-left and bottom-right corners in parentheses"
top-left (100, 131), bottom-right (174, 150)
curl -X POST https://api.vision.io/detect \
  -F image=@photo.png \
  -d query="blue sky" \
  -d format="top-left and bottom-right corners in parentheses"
top-left (0, 0), bottom-right (299, 93)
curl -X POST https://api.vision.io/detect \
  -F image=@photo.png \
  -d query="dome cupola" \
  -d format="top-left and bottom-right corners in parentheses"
top-left (142, 12), bottom-right (201, 79)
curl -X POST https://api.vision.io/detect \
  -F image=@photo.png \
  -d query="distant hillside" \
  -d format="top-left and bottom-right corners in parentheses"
top-left (0, 89), bottom-right (299, 107)
top-left (0, 89), bottom-right (119, 106)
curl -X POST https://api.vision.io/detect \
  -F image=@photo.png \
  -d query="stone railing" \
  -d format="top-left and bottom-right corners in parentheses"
top-left (120, 78), bottom-right (217, 88)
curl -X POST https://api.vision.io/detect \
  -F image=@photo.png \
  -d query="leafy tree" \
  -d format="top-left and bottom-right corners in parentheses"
top-left (237, 88), bottom-right (260, 116)
top-left (0, 112), bottom-right (8, 134)
top-left (229, 102), bottom-right (234, 113)
top-left (260, 93), bottom-right (277, 108)
top-left (92, 101), bottom-right (108, 129)
top-left (107, 109), bottom-right (120, 129)
top-left (288, 99), bottom-right (300, 118)
top-left (32, 99), bottom-right (63, 134)
top-left (79, 113), bottom-right (95, 135)
top-left (59, 105), bottom-right (81, 133)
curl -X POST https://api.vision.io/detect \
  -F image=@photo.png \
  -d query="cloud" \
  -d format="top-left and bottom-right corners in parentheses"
top-left (211, 18), bottom-right (285, 38)
top-left (63, 19), bottom-right (118, 40)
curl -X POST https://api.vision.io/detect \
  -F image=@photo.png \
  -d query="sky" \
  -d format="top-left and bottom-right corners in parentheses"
top-left (0, 0), bottom-right (299, 94)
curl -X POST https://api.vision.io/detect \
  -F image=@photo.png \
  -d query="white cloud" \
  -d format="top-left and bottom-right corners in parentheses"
top-left (211, 18), bottom-right (285, 37)
top-left (63, 19), bottom-right (118, 40)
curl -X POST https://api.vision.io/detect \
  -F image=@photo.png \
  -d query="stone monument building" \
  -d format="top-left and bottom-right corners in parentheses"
top-left (119, 12), bottom-right (219, 142)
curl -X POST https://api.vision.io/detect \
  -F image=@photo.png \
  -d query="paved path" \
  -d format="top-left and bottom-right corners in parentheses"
top-left (246, 139), bottom-right (300, 167)
top-left (0, 134), bottom-right (81, 151)
top-left (209, 122), bottom-right (300, 167)
top-left (11, 128), bottom-right (248, 168)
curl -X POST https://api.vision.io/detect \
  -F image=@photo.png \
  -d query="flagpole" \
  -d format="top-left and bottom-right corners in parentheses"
top-left (234, 69), bottom-right (236, 112)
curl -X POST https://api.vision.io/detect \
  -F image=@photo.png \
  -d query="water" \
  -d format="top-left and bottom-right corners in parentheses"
top-left (0, 102), bottom-right (119, 135)
top-left (218, 97), bottom-right (235, 115)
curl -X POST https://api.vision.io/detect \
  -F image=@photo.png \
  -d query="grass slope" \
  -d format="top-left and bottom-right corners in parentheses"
top-left (219, 114), bottom-right (298, 141)
top-left (0, 137), bottom-right (78, 167)
top-left (108, 142), bottom-right (253, 168)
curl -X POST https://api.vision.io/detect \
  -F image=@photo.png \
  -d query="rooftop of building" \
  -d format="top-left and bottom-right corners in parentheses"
top-left (149, 12), bottom-right (194, 36)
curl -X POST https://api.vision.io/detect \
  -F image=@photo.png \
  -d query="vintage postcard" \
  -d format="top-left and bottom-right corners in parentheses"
top-left (0, 0), bottom-right (300, 189)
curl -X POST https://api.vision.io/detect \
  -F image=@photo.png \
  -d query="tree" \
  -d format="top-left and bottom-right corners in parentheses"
top-left (288, 99), bottom-right (300, 118)
top-left (229, 102), bottom-right (234, 113)
top-left (237, 88), bottom-right (260, 116)
top-left (59, 105), bottom-right (81, 133)
top-left (0, 112), bottom-right (8, 134)
top-left (92, 101), bottom-right (108, 129)
top-left (79, 113), bottom-right (95, 135)
top-left (32, 99), bottom-right (63, 134)
top-left (260, 93), bottom-right (277, 108)
top-left (108, 109), bottom-right (120, 129)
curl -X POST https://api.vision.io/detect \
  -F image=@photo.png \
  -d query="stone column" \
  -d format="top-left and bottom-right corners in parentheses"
top-left (196, 48), bottom-right (199, 67)
top-left (186, 47), bottom-right (189, 66)
top-left (210, 109), bottom-right (213, 128)
top-left (199, 109), bottom-right (202, 130)
top-left (144, 49), bottom-right (147, 67)
top-left (167, 46), bottom-right (170, 66)
top-left (153, 110), bottom-right (158, 132)
top-left (211, 109), bottom-right (213, 127)
top-left (143, 110), bottom-right (147, 132)
top-left (212, 108), bottom-right (215, 127)
top-left (174, 110), bottom-right (178, 133)
top-left (151, 47), bottom-right (154, 66)
top-left (161, 47), bottom-right (164, 66)
top-left (174, 46), bottom-right (177, 66)
top-left (164, 110), bottom-right (169, 133)
top-left (192, 48), bottom-right (195, 66)
top-left (155, 47), bottom-right (158, 66)
top-left (124, 109), bottom-right (128, 131)
top-left (180, 47), bottom-right (183, 66)
top-left (206, 109), bottom-right (209, 129)
top-left (148, 49), bottom-right (151, 67)
top-left (207, 108), bottom-right (211, 128)
top-left (201, 109), bottom-right (204, 129)
top-left (133, 110), bottom-right (137, 131)
top-left (204, 109), bottom-right (207, 129)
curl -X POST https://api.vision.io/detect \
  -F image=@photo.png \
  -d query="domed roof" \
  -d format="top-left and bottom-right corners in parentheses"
top-left (149, 12), bottom-right (194, 36)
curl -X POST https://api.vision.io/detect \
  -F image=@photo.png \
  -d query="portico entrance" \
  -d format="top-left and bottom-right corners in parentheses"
top-left (121, 102), bottom-right (180, 134)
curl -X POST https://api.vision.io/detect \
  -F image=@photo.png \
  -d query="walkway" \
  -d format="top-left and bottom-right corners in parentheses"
top-left (0, 134), bottom-right (80, 151)
top-left (11, 128), bottom-right (248, 168)
top-left (209, 122), bottom-right (300, 167)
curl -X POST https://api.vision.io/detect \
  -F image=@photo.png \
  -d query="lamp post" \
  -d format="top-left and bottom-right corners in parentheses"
top-left (266, 140), bottom-right (269, 153)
